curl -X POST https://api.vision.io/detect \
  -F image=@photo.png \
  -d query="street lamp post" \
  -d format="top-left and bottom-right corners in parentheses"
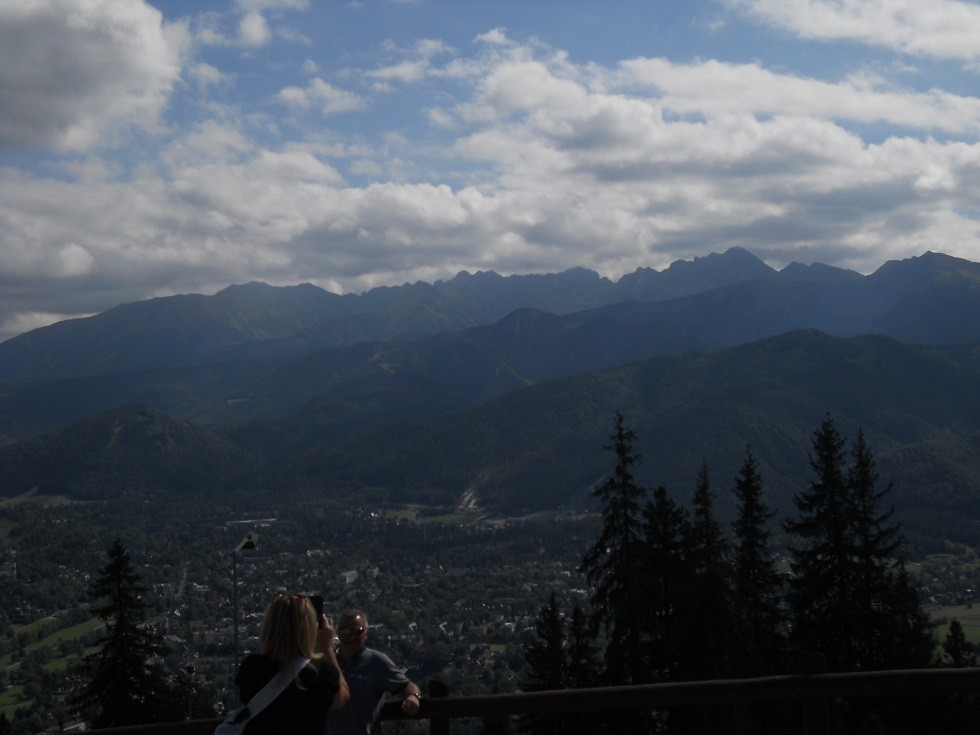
top-left (185, 664), bottom-right (194, 719)
top-left (232, 532), bottom-right (257, 677)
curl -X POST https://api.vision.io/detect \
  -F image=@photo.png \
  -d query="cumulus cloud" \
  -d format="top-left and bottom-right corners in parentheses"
top-left (729, 0), bottom-right (980, 60)
top-left (236, 0), bottom-right (310, 10)
top-left (278, 79), bottom-right (367, 114)
top-left (0, 0), bottom-right (185, 151)
top-left (621, 58), bottom-right (980, 135)
top-left (366, 38), bottom-right (454, 88)
top-left (189, 62), bottom-right (225, 90)
top-left (2, 10), bottom-right (980, 341)
top-left (239, 11), bottom-right (271, 45)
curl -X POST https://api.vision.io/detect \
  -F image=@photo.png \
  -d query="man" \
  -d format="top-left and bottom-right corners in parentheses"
top-left (326, 608), bottom-right (422, 735)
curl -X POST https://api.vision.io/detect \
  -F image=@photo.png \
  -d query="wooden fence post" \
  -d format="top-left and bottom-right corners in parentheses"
top-left (799, 651), bottom-right (829, 735)
top-left (428, 679), bottom-right (451, 735)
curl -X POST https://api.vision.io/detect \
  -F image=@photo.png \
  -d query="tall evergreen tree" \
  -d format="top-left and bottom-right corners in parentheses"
top-left (848, 428), bottom-right (904, 669)
top-left (784, 415), bottom-right (857, 669)
top-left (880, 560), bottom-right (935, 669)
top-left (522, 591), bottom-right (568, 693)
top-left (730, 445), bottom-right (784, 676)
top-left (520, 594), bottom-right (599, 735)
top-left (640, 485), bottom-right (691, 682)
top-left (74, 539), bottom-right (174, 728)
top-left (565, 605), bottom-right (599, 690)
top-left (786, 418), bottom-right (934, 673)
top-left (942, 619), bottom-right (977, 668)
top-left (580, 412), bottom-right (650, 687)
top-left (677, 463), bottom-right (733, 681)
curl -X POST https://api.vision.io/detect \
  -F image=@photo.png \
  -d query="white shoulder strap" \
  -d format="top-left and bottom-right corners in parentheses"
top-left (243, 655), bottom-right (311, 719)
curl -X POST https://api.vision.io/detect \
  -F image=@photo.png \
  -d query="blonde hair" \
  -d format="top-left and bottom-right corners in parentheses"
top-left (259, 593), bottom-right (320, 664)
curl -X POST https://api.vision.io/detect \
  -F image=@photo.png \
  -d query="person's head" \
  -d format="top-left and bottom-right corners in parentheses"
top-left (259, 593), bottom-right (318, 663)
top-left (337, 608), bottom-right (368, 657)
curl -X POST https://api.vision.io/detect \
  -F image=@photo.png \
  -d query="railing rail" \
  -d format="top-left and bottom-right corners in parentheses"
top-left (93, 666), bottom-right (980, 735)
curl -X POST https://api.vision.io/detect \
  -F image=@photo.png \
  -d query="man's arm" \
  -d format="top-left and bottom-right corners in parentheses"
top-left (376, 651), bottom-right (421, 717)
top-left (399, 681), bottom-right (421, 716)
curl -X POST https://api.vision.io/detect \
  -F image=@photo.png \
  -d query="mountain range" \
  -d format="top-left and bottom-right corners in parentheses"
top-left (1, 247), bottom-right (978, 547)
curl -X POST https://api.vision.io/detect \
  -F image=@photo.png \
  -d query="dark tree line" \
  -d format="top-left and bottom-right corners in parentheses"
top-left (521, 412), bottom-right (965, 735)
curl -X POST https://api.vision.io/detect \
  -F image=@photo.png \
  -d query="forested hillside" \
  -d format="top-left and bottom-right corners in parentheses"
top-left (0, 248), bottom-right (978, 550)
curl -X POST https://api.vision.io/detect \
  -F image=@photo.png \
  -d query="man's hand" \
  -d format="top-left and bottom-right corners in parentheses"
top-left (318, 615), bottom-right (337, 653)
top-left (401, 691), bottom-right (421, 716)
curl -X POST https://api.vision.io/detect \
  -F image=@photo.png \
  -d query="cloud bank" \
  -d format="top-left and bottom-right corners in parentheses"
top-left (0, 0), bottom-right (978, 340)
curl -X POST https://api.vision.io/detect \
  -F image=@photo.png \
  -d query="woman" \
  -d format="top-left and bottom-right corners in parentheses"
top-left (234, 593), bottom-right (349, 733)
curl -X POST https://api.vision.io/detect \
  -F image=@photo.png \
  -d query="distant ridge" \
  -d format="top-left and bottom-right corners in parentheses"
top-left (0, 247), bottom-right (794, 380)
top-left (0, 247), bottom-right (978, 549)
top-left (0, 249), bottom-right (977, 446)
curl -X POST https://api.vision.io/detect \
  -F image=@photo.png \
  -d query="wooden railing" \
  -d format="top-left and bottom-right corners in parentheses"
top-left (93, 666), bottom-right (980, 735)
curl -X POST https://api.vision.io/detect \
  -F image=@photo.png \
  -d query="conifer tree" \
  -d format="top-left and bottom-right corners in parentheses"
top-left (730, 445), bottom-right (784, 676)
top-left (786, 418), bottom-right (934, 672)
top-left (521, 594), bottom-right (599, 735)
top-left (640, 485), bottom-right (691, 681)
top-left (881, 561), bottom-right (934, 669)
top-left (677, 463), bottom-right (734, 681)
top-left (565, 605), bottom-right (599, 690)
top-left (848, 428), bottom-right (903, 669)
top-left (784, 415), bottom-right (857, 669)
top-left (523, 592), bottom-right (568, 694)
top-left (580, 412), bottom-right (649, 687)
top-left (74, 539), bottom-right (174, 728)
top-left (942, 619), bottom-right (977, 668)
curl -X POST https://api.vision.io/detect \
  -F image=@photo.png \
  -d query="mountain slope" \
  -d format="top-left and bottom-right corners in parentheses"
top-left (1, 250), bottom-right (978, 448)
top-left (0, 404), bottom-right (250, 500)
top-left (225, 332), bottom-right (980, 531)
top-left (2, 331), bottom-right (977, 548)
top-left (0, 283), bottom-right (348, 380)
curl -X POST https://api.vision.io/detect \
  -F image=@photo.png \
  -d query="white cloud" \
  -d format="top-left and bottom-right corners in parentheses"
top-left (2, 21), bottom-right (980, 340)
top-left (620, 58), bottom-right (980, 134)
top-left (0, 0), bottom-right (185, 151)
top-left (53, 244), bottom-right (96, 278)
top-left (730, 0), bottom-right (980, 60)
top-left (278, 78), bottom-right (367, 115)
top-left (239, 11), bottom-right (270, 46)
top-left (190, 62), bottom-right (225, 89)
top-left (367, 38), bottom-right (453, 85)
top-left (236, 0), bottom-right (310, 10)
top-left (475, 28), bottom-right (511, 46)
top-left (160, 120), bottom-right (255, 168)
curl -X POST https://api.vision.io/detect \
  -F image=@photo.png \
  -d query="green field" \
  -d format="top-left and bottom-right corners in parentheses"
top-left (0, 616), bottom-right (103, 670)
top-left (930, 604), bottom-right (980, 647)
top-left (0, 684), bottom-right (26, 714)
top-left (1, 615), bottom-right (103, 715)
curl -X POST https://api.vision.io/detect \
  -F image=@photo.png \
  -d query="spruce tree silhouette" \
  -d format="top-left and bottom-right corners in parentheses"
top-left (731, 445), bottom-right (784, 676)
top-left (73, 539), bottom-right (173, 727)
top-left (580, 411), bottom-right (649, 688)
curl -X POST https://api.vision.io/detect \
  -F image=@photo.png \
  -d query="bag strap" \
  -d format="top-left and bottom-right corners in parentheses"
top-left (238, 655), bottom-right (311, 722)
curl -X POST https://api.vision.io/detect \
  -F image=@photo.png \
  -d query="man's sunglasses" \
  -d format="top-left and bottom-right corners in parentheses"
top-left (338, 627), bottom-right (365, 637)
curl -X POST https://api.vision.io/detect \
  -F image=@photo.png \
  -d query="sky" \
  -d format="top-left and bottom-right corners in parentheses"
top-left (1, 0), bottom-right (980, 341)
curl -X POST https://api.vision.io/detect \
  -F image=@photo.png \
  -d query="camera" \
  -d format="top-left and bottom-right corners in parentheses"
top-left (311, 595), bottom-right (324, 626)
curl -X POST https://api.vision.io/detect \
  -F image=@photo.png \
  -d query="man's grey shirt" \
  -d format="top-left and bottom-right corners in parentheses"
top-left (327, 647), bottom-right (411, 735)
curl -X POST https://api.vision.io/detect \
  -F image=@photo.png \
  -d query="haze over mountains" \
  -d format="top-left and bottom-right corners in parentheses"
top-left (1, 247), bottom-right (978, 547)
